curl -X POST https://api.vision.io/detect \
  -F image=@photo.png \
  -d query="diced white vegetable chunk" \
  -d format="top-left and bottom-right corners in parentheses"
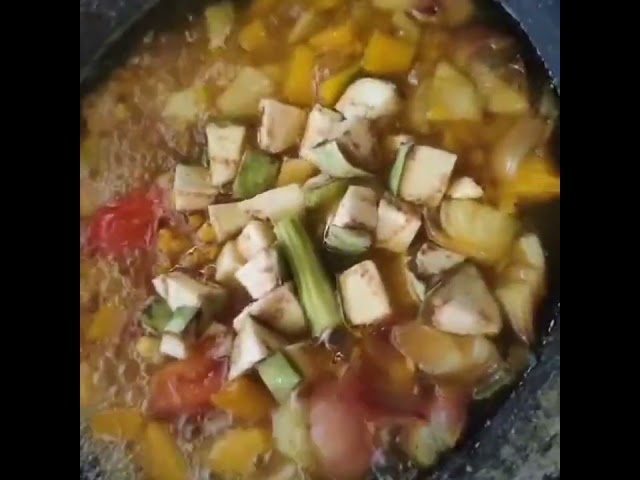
top-left (233, 283), bottom-right (307, 335)
top-left (236, 220), bottom-right (276, 260)
top-left (160, 334), bottom-right (187, 359)
top-left (206, 123), bottom-right (246, 187)
top-left (152, 271), bottom-right (223, 311)
top-left (415, 243), bottom-right (466, 277)
top-left (375, 195), bottom-right (421, 252)
top-left (307, 141), bottom-right (372, 178)
top-left (399, 145), bottom-right (457, 207)
top-left (235, 247), bottom-right (283, 299)
top-left (228, 318), bottom-right (285, 380)
top-left (208, 202), bottom-right (251, 242)
top-left (239, 184), bottom-right (305, 221)
top-left (300, 104), bottom-right (375, 169)
top-left (429, 264), bottom-right (502, 336)
top-left (173, 164), bottom-right (217, 211)
top-left (337, 116), bottom-right (375, 161)
top-left (215, 240), bottom-right (247, 285)
top-left (299, 105), bottom-right (345, 158)
top-left (447, 176), bottom-right (484, 199)
top-left (335, 78), bottom-right (401, 120)
top-left (258, 99), bottom-right (307, 153)
top-left (333, 185), bottom-right (378, 232)
top-left (339, 260), bottom-right (392, 326)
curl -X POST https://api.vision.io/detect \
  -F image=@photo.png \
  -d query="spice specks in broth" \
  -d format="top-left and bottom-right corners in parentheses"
top-left (80, 0), bottom-right (559, 478)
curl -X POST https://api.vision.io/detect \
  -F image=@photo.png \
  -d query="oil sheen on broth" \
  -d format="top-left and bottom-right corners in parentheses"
top-left (79, 0), bottom-right (560, 479)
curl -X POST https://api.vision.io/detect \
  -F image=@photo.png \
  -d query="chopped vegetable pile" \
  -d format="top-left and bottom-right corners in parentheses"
top-left (80, 0), bottom-right (560, 478)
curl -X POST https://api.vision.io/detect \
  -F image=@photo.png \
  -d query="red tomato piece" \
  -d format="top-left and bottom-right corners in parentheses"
top-left (309, 380), bottom-right (373, 480)
top-left (149, 350), bottom-right (228, 420)
top-left (86, 189), bottom-right (161, 257)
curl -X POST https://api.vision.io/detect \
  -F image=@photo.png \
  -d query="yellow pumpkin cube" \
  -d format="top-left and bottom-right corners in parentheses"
top-left (362, 31), bottom-right (415, 75)
top-left (208, 427), bottom-right (272, 476)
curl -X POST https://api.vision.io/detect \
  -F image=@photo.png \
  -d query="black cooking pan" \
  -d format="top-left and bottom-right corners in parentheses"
top-left (80, 1), bottom-right (560, 478)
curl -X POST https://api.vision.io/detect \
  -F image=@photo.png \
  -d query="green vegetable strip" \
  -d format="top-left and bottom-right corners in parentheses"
top-left (274, 216), bottom-right (343, 336)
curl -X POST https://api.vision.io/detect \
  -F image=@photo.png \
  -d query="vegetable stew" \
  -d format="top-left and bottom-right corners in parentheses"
top-left (80, 0), bottom-right (560, 478)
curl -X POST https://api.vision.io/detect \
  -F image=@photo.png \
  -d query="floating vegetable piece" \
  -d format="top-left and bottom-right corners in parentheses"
top-left (233, 150), bottom-right (281, 200)
top-left (336, 78), bottom-right (401, 120)
top-left (376, 194), bottom-right (421, 253)
top-left (205, 2), bottom-right (234, 50)
top-left (392, 322), bottom-right (502, 380)
top-left (206, 123), bottom-right (246, 187)
top-left (208, 427), bottom-right (272, 476)
top-left (235, 247), bottom-right (284, 299)
top-left (324, 225), bottom-right (371, 255)
top-left (216, 240), bottom-right (247, 285)
top-left (288, 10), bottom-right (326, 44)
top-left (239, 283), bottom-right (308, 335)
top-left (303, 174), bottom-right (349, 209)
top-left (90, 408), bottom-right (144, 441)
top-left (470, 63), bottom-right (529, 115)
top-left (239, 19), bottom-right (269, 52)
top-left (88, 305), bottom-right (127, 342)
top-left (427, 264), bottom-right (502, 336)
top-left (284, 46), bottom-right (315, 106)
top-left (307, 141), bottom-right (372, 178)
top-left (141, 422), bottom-right (189, 480)
top-left (390, 143), bottom-right (457, 207)
top-left (258, 352), bottom-right (303, 403)
top-left (275, 216), bottom-right (344, 336)
top-left (141, 299), bottom-right (173, 333)
top-left (426, 62), bottom-right (482, 121)
top-left (217, 66), bottom-right (275, 117)
top-left (495, 233), bottom-right (546, 344)
top-left (325, 185), bottom-right (377, 254)
top-left (164, 306), bottom-right (200, 334)
top-left (319, 64), bottom-right (361, 106)
top-left (425, 200), bottom-right (518, 265)
top-left (272, 397), bottom-right (316, 468)
top-left (258, 99), bottom-right (308, 154)
top-left (277, 158), bottom-right (319, 187)
top-left (491, 116), bottom-right (547, 181)
top-left (211, 376), bottom-right (276, 422)
top-left (228, 318), bottom-right (286, 379)
top-left (309, 21), bottom-right (359, 54)
top-left (362, 31), bottom-right (416, 75)
top-left (447, 176), bottom-right (483, 199)
top-left (152, 271), bottom-right (226, 312)
top-left (415, 242), bottom-right (465, 277)
top-left (173, 164), bottom-right (216, 212)
top-left (237, 220), bottom-right (276, 260)
top-left (240, 184), bottom-right (306, 221)
top-left (160, 334), bottom-right (187, 359)
top-left (339, 260), bottom-right (392, 326)
top-left (299, 105), bottom-right (345, 157)
top-left (208, 202), bottom-right (251, 242)
top-left (162, 87), bottom-right (207, 123)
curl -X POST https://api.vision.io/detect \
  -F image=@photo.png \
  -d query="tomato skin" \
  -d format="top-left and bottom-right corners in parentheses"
top-left (428, 386), bottom-right (470, 443)
top-left (86, 189), bottom-right (161, 257)
top-left (149, 350), bottom-right (228, 420)
top-left (309, 380), bottom-right (373, 480)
